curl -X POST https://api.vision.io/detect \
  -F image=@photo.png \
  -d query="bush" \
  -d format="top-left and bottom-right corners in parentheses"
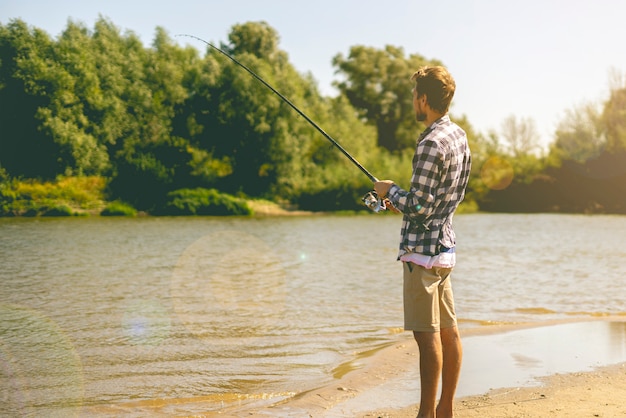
top-left (161, 188), bottom-right (253, 216)
top-left (41, 204), bottom-right (74, 216)
top-left (0, 176), bottom-right (107, 216)
top-left (101, 201), bottom-right (137, 217)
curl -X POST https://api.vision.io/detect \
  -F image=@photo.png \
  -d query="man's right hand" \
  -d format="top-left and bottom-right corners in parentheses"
top-left (374, 180), bottom-right (394, 198)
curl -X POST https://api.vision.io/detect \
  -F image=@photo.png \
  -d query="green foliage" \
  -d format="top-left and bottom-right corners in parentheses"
top-left (0, 20), bottom-right (63, 178)
top-left (2, 17), bottom-right (625, 215)
top-left (227, 21), bottom-right (281, 59)
top-left (0, 181), bottom-right (28, 216)
top-left (481, 150), bottom-right (626, 213)
top-left (41, 204), bottom-right (75, 217)
top-left (101, 201), bottom-right (137, 216)
top-left (333, 45), bottom-right (441, 151)
top-left (0, 166), bottom-right (8, 184)
top-left (0, 176), bottom-right (106, 216)
top-left (552, 101), bottom-right (605, 163)
top-left (603, 85), bottom-right (626, 153)
top-left (161, 188), bottom-right (252, 216)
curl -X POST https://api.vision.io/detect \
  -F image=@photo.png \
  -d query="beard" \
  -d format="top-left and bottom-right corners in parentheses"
top-left (415, 111), bottom-right (427, 122)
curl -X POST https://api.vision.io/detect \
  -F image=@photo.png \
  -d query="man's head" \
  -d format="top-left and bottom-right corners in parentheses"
top-left (411, 66), bottom-right (456, 120)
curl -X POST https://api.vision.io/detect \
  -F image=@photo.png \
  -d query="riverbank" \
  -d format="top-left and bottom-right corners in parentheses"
top-left (238, 317), bottom-right (626, 417)
top-left (359, 362), bottom-right (626, 417)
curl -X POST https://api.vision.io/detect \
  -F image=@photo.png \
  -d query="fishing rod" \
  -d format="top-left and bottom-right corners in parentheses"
top-left (176, 34), bottom-right (385, 212)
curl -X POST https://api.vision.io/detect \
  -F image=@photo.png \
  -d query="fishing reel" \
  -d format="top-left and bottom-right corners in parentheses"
top-left (362, 191), bottom-right (386, 213)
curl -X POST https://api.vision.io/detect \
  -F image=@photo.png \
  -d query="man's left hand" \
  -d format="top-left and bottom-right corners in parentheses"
top-left (383, 198), bottom-right (400, 213)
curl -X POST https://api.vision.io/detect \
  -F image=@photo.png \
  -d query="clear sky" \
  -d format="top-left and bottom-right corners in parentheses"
top-left (3, 0), bottom-right (626, 148)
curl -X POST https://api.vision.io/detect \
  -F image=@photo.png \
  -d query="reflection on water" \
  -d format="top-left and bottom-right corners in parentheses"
top-left (1, 214), bottom-right (625, 416)
top-left (460, 321), bottom-right (626, 396)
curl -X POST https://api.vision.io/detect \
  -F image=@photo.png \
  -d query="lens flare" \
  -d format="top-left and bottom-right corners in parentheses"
top-left (0, 304), bottom-right (84, 417)
top-left (121, 299), bottom-right (171, 346)
top-left (480, 156), bottom-right (514, 190)
top-left (170, 230), bottom-right (287, 343)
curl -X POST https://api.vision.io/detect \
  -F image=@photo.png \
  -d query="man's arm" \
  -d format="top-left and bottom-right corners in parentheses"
top-left (374, 139), bottom-right (442, 216)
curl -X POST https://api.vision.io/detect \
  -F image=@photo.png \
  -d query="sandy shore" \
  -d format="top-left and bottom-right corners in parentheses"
top-left (358, 362), bottom-right (626, 417)
top-left (237, 317), bottom-right (626, 417)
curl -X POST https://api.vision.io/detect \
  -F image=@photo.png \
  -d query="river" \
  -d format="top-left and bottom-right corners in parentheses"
top-left (1, 213), bottom-right (625, 416)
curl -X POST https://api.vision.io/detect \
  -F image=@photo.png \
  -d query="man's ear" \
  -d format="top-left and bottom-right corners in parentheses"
top-left (420, 94), bottom-right (429, 107)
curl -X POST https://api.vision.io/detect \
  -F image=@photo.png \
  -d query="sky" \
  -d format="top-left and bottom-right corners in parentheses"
top-left (3, 0), bottom-right (626, 148)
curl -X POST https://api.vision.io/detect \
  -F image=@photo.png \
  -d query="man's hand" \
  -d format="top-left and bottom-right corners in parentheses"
top-left (374, 180), bottom-right (400, 213)
top-left (374, 180), bottom-right (394, 198)
top-left (383, 198), bottom-right (401, 213)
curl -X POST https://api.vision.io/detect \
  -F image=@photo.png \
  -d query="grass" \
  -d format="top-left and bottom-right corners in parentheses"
top-left (101, 201), bottom-right (137, 217)
top-left (0, 177), bottom-right (254, 217)
top-left (0, 176), bottom-right (108, 216)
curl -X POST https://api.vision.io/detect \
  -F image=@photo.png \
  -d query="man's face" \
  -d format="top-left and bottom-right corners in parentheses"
top-left (413, 87), bottom-right (427, 122)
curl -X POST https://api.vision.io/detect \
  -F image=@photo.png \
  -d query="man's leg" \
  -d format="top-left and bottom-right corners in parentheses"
top-left (405, 264), bottom-right (461, 417)
top-left (413, 331), bottom-right (442, 418)
top-left (437, 326), bottom-right (462, 418)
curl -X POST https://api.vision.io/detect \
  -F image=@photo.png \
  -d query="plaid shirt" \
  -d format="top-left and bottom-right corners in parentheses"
top-left (387, 115), bottom-right (471, 257)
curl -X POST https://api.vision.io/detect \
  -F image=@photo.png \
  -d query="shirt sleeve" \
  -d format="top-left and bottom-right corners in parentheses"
top-left (386, 138), bottom-right (441, 217)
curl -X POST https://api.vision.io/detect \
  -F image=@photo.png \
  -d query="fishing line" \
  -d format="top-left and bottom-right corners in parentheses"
top-left (176, 34), bottom-right (385, 212)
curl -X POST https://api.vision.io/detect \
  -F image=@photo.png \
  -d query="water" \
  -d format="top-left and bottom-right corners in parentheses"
top-left (454, 213), bottom-right (626, 323)
top-left (315, 320), bottom-right (626, 417)
top-left (1, 213), bottom-right (625, 416)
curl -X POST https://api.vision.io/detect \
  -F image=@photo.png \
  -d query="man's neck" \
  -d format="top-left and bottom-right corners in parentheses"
top-left (425, 111), bottom-right (445, 126)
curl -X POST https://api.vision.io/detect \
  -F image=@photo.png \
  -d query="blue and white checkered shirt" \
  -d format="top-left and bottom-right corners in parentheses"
top-left (387, 115), bottom-right (471, 257)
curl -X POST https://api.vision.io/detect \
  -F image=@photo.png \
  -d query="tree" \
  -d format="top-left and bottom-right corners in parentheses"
top-left (332, 45), bottom-right (440, 151)
top-left (0, 19), bottom-right (63, 179)
top-left (500, 115), bottom-right (541, 157)
top-left (100, 23), bottom-right (204, 210)
top-left (188, 21), bottom-right (336, 199)
top-left (36, 19), bottom-right (110, 176)
top-left (552, 101), bottom-right (605, 163)
top-left (226, 20), bottom-right (281, 60)
top-left (603, 68), bottom-right (626, 153)
top-left (198, 22), bottom-right (291, 196)
top-left (171, 40), bottom-right (234, 187)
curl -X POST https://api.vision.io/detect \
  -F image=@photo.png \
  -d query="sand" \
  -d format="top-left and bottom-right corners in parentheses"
top-left (240, 317), bottom-right (626, 418)
top-left (359, 363), bottom-right (626, 417)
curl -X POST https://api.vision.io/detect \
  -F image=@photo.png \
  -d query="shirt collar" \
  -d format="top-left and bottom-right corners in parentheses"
top-left (418, 115), bottom-right (450, 142)
top-left (429, 114), bottom-right (450, 129)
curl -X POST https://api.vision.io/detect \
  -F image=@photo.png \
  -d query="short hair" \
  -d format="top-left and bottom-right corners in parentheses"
top-left (411, 66), bottom-right (456, 114)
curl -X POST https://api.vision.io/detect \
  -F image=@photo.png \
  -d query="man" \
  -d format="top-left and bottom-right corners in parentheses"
top-left (374, 66), bottom-right (471, 418)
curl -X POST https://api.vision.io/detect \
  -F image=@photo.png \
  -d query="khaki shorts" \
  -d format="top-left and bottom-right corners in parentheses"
top-left (403, 262), bottom-right (457, 332)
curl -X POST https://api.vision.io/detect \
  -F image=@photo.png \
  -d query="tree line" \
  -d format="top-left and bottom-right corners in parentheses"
top-left (1, 18), bottom-right (625, 215)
